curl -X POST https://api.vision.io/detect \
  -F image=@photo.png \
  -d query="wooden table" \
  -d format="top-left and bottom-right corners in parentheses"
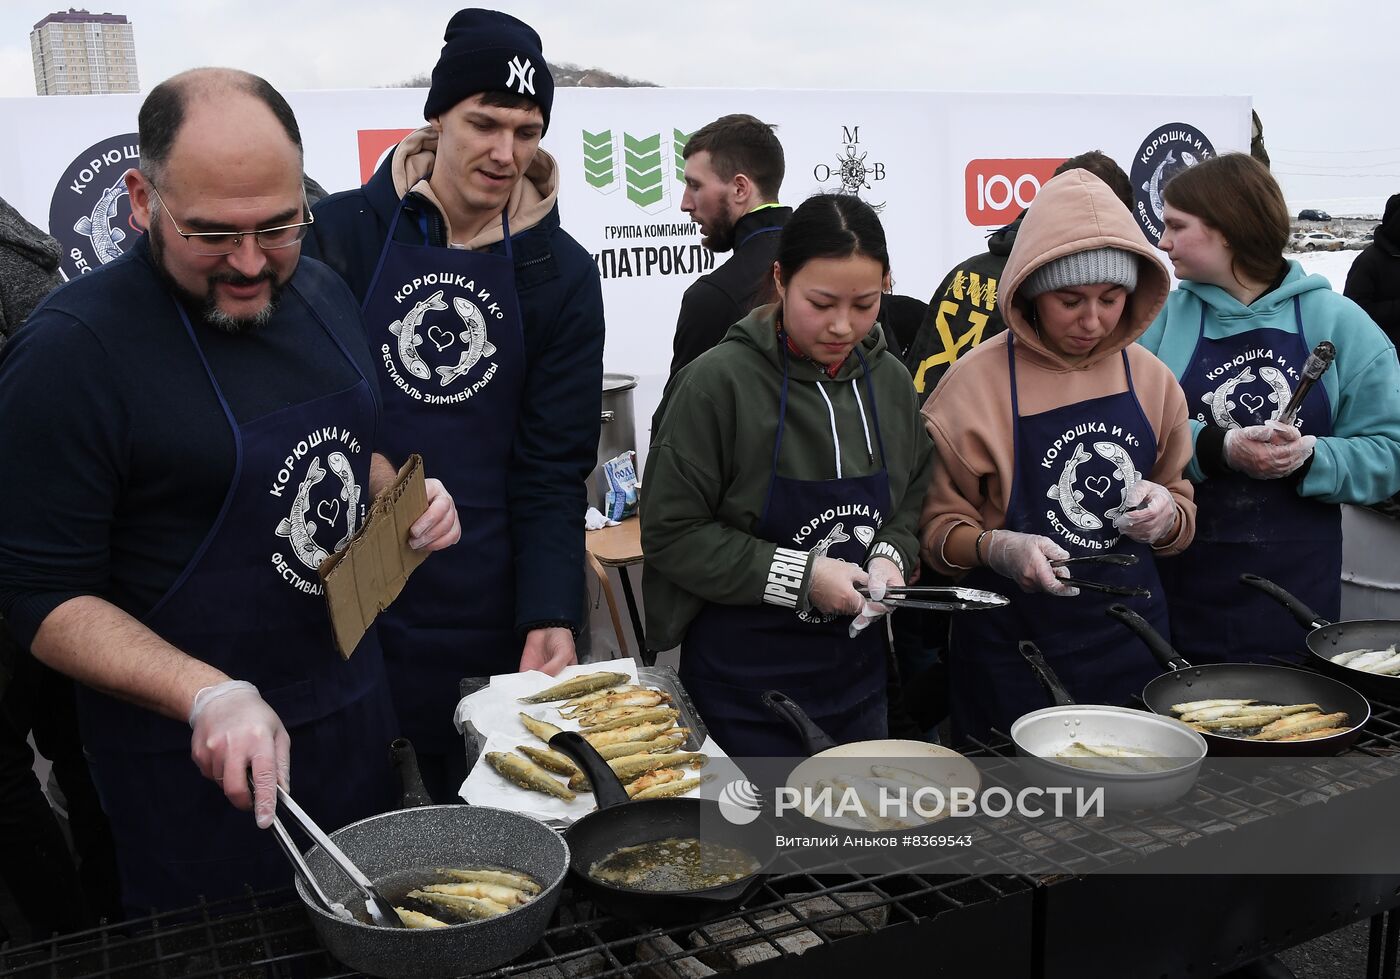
top-left (584, 516), bottom-right (649, 663)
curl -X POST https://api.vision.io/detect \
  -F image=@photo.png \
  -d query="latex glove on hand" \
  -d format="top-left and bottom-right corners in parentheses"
top-left (409, 477), bottom-right (462, 551)
top-left (985, 530), bottom-right (1079, 597)
top-left (1112, 480), bottom-right (1178, 544)
top-left (1223, 423), bottom-right (1317, 480)
top-left (808, 555), bottom-right (868, 617)
top-left (849, 556), bottom-right (904, 638)
top-left (188, 680), bottom-right (290, 829)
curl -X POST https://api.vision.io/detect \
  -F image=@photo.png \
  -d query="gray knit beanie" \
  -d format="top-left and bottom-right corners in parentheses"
top-left (1021, 246), bottom-right (1139, 299)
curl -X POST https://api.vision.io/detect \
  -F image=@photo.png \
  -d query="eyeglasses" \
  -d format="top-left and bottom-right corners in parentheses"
top-left (149, 185), bottom-right (314, 256)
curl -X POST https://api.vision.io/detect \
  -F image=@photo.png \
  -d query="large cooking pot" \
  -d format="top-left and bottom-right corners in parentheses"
top-left (587, 372), bottom-right (638, 511)
top-left (1010, 642), bottom-right (1207, 810)
top-left (294, 804), bottom-right (569, 979)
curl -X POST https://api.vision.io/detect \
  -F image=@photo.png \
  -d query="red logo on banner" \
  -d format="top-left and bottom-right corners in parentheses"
top-left (357, 129), bottom-right (415, 184)
top-left (964, 158), bottom-right (1065, 226)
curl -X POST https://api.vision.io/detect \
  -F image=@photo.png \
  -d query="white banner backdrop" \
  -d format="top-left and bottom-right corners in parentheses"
top-left (0, 87), bottom-right (1249, 459)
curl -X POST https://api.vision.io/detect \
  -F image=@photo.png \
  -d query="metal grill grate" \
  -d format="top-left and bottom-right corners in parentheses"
top-left (7, 684), bottom-right (1400, 978)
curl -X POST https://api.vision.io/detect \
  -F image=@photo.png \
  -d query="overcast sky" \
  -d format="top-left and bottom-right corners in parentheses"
top-left (2, 0), bottom-right (1395, 214)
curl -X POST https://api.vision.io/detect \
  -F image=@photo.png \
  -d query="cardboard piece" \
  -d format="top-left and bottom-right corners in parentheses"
top-left (318, 454), bottom-right (429, 657)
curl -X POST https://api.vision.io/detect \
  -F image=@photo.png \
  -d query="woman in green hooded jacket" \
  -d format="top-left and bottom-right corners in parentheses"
top-left (641, 194), bottom-right (934, 756)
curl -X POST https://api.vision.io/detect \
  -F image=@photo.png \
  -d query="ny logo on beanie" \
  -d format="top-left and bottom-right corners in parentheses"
top-left (506, 56), bottom-right (536, 95)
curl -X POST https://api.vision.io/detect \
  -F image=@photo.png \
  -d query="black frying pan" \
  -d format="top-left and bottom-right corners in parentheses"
top-left (548, 731), bottom-right (769, 926)
top-left (1242, 573), bottom-right (1400, 700)
top-left (1107, 604), bottom-right (1370, 757)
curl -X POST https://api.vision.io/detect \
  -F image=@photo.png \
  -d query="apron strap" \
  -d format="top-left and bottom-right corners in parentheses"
top-left (763, 345), bottom-right (793, 520)
top-left (361, 200), bottom-right (410, 312)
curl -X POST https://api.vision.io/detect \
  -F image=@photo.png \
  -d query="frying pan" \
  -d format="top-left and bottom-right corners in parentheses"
top-left (549, 730), bottom-right (770, 926)
top-left (761, 690), bottom-right (980, 830)
top-left (1108, 604), bottom-right (1371, 757)
top-left (1009, 641), bottom-right (1206, 810)
top-left (293, 803), bottom-right (569, 979)
top-left (1242, 573), bottom-right (1400, 699)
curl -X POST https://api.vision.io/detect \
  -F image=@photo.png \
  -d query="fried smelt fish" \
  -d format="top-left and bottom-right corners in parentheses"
top-left (437, 868), bottom-right (541, 895)
top-left (420, 881), bottom-right (531, 907)
top-left (560, 684), bottom-right (647, 712)
top-left (407, 888), bottom-right (510, 919)
top-left (485, 751), bottom-right (577, 802)
top-left (583, 720), bottom-right (677, 748)
top-left (1181, 703), bottom-right (1319, 724)
top-left (577, 706), bottom-right (680, 733)
top-left (517, 744), bottom-right (580, 778)
top-left (594, 730), bottom-right (691, 760)
top-left (560, 689), bottom-right (669, 717)
top-left (1190, 706), bottom-right (1323, 730)
top-left (519, 672), bottom-right (629, 704)
top-left (518, 712), bottom-right (563, 743)
top-left (625, 768), bottom-right (687, 798)
top-left (1171, 698), bottom-right (1256, 714)
top-left (631, 774), bottom-right (714, 801)
top-left (395, 907), bottom-right (450, 929)
top-left (1275, 726), bottom-right (1352, 742)
top-left (1250, 711), bottom-right (1350, 741)
top-left (568, 750), bottom-right (708, 792)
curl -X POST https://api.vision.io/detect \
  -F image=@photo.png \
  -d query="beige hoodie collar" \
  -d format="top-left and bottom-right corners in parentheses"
top-left (1000, 169), bottom-right (1170, 372)
top-left (390, 125), bottom-right (559, 249)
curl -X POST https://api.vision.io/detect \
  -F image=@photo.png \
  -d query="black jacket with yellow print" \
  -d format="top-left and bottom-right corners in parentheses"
top-left (903, 214), bottom-right (1021, 404)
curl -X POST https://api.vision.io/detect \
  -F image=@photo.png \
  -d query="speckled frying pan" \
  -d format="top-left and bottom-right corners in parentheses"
top-left (294, 804), bottom-right (568, 979)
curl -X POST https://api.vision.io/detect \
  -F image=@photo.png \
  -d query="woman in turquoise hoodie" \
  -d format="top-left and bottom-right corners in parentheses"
top-left (1138, 153), bottom-right (1400, 665)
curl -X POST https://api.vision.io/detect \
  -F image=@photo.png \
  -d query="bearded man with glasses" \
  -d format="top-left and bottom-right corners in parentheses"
top-left (0, 67), bottom-right (460, 916)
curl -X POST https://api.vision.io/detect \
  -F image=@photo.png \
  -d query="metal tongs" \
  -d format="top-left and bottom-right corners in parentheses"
top-left (269, 783), bottom-right (404, 928)
top-left (855, 584), bottom-right (1010, 611)
top-left (1049, 552), bottom-right (1150, 597)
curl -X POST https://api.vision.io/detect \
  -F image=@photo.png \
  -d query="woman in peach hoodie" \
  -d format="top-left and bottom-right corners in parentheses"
top-left (919, 169), bottom-right (1196, 741)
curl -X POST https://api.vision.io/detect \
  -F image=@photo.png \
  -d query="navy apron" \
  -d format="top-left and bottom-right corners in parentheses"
top-left (79, 282), bottom-right (397, 916)
top-left (949, 337), bottom-right (1168, 743)
top-left (681, 346), bottom-right (890, 756)
top-left (360, 204), bottom-right (526, 773)
top-left (1157, 298), bottom-right (1339, 665)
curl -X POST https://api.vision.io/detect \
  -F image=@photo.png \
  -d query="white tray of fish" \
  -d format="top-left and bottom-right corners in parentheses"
top-left (454, 659), bottom-right (727, 826)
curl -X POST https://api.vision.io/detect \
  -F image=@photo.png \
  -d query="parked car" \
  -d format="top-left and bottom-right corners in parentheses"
top-left (1298, 208), bottom-right (1333, 222)
top-left (1295, 231), bottom-right (1345, 251)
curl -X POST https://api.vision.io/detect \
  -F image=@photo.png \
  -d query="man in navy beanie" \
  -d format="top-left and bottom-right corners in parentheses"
top-left (307, 9), bottom-right (604, 800)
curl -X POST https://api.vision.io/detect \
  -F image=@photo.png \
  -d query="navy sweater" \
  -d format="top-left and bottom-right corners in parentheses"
top-left (305, 151), bottom-right (604, 634)
top-left (0, 237), bottom-right (378, 648)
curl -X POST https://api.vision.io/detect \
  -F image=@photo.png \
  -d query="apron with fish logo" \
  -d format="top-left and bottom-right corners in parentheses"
top-left (77, 282), bottom-right (396, 916)
top-left (681, 346), bottom-right (890, 756)
top-left (949, 337), bottom-right (1166, 743)
top-left (360, 202), bottom-right (527, 772)
top-left (1157, 297), bottom-right (1339, 666)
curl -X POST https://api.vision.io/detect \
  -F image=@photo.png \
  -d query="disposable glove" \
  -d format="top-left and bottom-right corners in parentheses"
top-left (849, 556), bottom-right (903, 638)
top-left (1223, 423), bottom-right (1317, 480)
top-left (1112, 480), bottom-right (1178, 544)
top-left (188, 680), bottom-right (290, 829)
top-left (985, 530), bottom-right (1078, 597)
top-left (808, 555), bottom-right (868, 617)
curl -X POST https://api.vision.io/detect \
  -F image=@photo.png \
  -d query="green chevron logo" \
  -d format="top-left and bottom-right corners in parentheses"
top-left (582, 129), bottom-right (616, 190)
top-left (673, 128), bottom-right (692, 182)
top-left (624, 132), bottom-right (665, 208)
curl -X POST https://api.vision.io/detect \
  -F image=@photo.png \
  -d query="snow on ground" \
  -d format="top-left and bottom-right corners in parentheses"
top-left (1292, 247), bottom-right (1359, 292)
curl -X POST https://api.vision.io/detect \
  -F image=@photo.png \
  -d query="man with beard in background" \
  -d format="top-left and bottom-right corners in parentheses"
top-left (0, 67), bottom-right (459, 916)
top-left (666, 113), bottom-right (790, 381)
